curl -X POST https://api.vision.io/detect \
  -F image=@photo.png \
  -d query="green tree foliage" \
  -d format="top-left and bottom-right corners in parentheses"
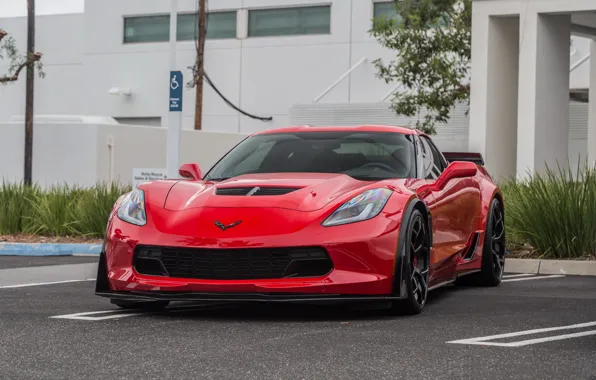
top-left (0, 28), bottom-right (44, 85)
top-left (370, 0), bottom-right (471, 134)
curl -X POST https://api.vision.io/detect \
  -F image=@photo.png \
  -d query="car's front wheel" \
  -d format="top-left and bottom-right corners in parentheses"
top-left (390, 208), bottom-right (430, 315)
top-left (111, 299), bottom-right (170, 311)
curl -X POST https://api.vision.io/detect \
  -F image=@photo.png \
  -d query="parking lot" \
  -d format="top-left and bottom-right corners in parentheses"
top-left (1, 256), bottom-right (595, 380)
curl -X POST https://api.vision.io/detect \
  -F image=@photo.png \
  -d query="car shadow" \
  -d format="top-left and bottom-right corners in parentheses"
top-left (147, 286), bottom-right (456, 322)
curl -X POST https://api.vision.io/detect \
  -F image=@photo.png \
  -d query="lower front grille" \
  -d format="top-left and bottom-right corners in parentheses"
top-left (133, 246), bottom-right (333, 280)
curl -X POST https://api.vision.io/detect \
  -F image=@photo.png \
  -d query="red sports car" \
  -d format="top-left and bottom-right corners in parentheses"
top-left (95, 125), bottom-right (506, 315)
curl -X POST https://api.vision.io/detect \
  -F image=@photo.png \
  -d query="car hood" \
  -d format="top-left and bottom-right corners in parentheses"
top-left (163, 173), bottom-right (382, 212)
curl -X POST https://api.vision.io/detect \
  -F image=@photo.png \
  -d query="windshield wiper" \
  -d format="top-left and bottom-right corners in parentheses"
top-left (206, 177), bottom-right (233, 182)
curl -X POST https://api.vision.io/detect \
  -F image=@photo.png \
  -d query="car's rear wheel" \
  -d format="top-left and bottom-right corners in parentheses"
top-left (459, 198), bottom-right (505, 287)
top-left (111, 299), bottom-right (170, 311)
top-left (478, 198), bottom-right (506, 286)
top-left (390, 209), bottom-right (430, 315)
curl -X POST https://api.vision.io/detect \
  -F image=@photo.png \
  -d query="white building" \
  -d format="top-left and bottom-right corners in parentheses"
top-left (0, 0), bottom-right (594, 177)
top-left (470, 0), bottom-right (596, 181)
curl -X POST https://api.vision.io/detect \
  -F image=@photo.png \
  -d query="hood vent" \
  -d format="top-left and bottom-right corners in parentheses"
top-left (215, 186), bottom-right (301, 196)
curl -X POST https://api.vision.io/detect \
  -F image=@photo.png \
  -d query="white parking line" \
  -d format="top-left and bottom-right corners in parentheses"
top-left (502, 274), bottom-right (565, 282)
top-left (447, 321), bottom-right (596, 347)
top-left (502, 273), bottom-right (536, 279)
top-left (50, 310), bottom-right (145, 321)
top-left (0, 279), bottom-right (95, 289)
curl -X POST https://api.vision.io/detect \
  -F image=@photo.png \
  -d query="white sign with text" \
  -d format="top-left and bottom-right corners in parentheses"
top-left (132, 168), bottom-right (168, 189)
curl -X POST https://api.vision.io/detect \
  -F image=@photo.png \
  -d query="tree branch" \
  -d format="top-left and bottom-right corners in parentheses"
top-left (0, 52), bottom-right (43, 84)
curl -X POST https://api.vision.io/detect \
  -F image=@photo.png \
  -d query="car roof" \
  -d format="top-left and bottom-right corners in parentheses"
top-left (253, 125), bottom-right (422, 136)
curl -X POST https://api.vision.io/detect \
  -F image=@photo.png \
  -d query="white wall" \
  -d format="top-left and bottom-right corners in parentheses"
top-left (80, 0), bottom-right (401, 134)
top-left (0, 14), bottom-right (84, 122)
top-left (0, 122), bottom-right (248, 187)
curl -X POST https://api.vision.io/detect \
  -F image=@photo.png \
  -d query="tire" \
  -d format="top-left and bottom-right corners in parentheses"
top-left (111, 299), bottom-right (170, 311)
top-left (461, 198), bottom-right (506, 287)
top-left (389, 208), bottom-right (431, 315)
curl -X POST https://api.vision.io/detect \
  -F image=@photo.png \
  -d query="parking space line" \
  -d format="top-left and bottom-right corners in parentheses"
top-left (447, 321), bottom-right (596, 347)
top-left (50, 310), bottom-right (145, 321)
top-left (502, 274), bottom-right (536, 279)
top-left (502, 274), bottom-right (565, 282)
top-left (0, 279), bottom-right (95, 289)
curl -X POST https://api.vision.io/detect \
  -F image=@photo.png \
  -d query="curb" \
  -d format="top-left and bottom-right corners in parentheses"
top-left (505, 258), bottom-right (596, 276)
top-left (0, 243), bottom-right (102, 256)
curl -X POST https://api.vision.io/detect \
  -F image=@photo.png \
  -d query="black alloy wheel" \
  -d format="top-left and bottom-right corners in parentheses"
top-left (391, 209), bottom-right (430, 315)
top-left (460, 198), bottom-right (506, 287)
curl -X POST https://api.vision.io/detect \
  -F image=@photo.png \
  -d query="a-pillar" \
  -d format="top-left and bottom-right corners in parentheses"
top-left (516, 12), bottom-right (571, 179)
top-left (469, 11), bottom-right (519, 183)
top-left (588, 39), bottom-right (596, 169)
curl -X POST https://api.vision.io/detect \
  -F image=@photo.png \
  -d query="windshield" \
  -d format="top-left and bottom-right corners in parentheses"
top-left (204, 131), bottom-right (417, 181)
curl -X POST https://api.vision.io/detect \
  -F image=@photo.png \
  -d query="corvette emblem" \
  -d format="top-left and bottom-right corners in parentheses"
top-left (214, 220), bottom-right (242, 231)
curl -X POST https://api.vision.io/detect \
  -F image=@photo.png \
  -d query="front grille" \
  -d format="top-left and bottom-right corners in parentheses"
top-left (215, 187), bottom-right (301, 196)
top-left (134, 246), bottom-right (333, 280)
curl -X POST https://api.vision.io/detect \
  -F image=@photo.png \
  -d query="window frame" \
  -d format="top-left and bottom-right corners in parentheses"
top-left (246, 4), bottom-right (332, 38)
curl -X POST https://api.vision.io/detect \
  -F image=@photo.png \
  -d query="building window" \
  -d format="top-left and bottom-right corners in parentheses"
top-left (124, 15), bottom-right (170, 43)
top-left (124, 12), bottom-right (237, 44)
top-left (372, 1), bottom-right (449, 27)
top-left (177, 11), bottom-right (237, 40)
top-left (248, 5), bottom-right (331, 37)
top-left (373, 1), bottom-right (401, 22)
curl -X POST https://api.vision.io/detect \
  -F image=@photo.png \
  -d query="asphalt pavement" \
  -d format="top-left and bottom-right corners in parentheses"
top-left (0, 256), bottom-right (595, 380)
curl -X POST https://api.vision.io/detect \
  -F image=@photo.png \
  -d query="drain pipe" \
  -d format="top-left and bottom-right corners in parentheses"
top-left (107, 135), bottom-right (115, 184)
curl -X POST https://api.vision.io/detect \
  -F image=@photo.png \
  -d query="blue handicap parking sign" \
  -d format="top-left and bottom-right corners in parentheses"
top-left (169, 71), bottom-right (183, 112)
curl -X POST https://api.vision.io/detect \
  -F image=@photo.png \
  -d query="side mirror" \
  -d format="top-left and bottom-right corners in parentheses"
top-left (434, 161), bottom-right (478, 190)
top-left (179, 163), bottom-right (203, 181)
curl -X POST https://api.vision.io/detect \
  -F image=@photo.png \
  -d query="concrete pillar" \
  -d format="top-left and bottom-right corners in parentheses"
top-left (588, 39), bottom-right (596, 169)
top-left (516, 12), bottom-right (571, 179)
top-left (469, 12), bottom-right (520, 183)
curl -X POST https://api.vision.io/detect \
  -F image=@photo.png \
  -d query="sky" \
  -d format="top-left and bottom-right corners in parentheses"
top-left (0, 0), bottom-right (84, 18)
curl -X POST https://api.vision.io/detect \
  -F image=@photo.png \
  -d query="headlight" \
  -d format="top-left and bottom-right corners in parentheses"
top-left (117, 189), bottom-right (147, 226)
top-left (322, 188), bottom-right (392, 227)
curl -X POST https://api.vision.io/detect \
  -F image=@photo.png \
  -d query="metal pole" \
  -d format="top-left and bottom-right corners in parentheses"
top-left (194, 0), bottom-right (206, 130)
top-left (24, 0), bottom-right (35, 185)
top-left (166, 0), bottom-right (182, 179)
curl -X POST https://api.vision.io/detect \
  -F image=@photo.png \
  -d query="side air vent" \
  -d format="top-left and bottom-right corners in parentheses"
top-left (215, 187), bottom-right (301, 196)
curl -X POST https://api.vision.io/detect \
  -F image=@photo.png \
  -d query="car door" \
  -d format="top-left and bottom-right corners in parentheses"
top-left (417, 136), bottom-right (482, 280)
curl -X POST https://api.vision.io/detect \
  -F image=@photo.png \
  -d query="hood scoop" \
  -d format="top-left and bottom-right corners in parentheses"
top-left (215, 186), bottom-right (302, 196)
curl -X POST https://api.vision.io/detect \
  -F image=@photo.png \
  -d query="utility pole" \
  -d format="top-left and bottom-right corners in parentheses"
top-left (24, 0), bottom-right (35, 185)
top-left (194, 0), bottom-right (206, 130)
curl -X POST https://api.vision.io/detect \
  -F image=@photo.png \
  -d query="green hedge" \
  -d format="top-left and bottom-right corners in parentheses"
top-left (1, 164), bottom-right (595, 259)
top-left (502, 163), bottom-right (596, 259)
top-left (0, 181), bottom-right (130, 238)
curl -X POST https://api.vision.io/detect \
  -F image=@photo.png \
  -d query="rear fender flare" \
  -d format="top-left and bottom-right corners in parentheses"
top-left (392, 198), bottom-right (432, 298)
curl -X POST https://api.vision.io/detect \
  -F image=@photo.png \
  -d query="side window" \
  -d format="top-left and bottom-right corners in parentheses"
top-left (419, 137), bottom-right (443, 180)
top-left (422, 136), bottom-right (447, 173)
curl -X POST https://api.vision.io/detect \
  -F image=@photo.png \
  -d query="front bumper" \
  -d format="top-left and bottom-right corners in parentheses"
top-left (97, 200), bottom-right (406, 300)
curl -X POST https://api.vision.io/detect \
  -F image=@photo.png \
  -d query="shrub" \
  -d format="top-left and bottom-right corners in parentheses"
top-left (0, 181), bottom-right (40, 235)
top-left (502, 162), bottom-right (596, 259)
top-left (0, 181), bottom-right (130, 238)
top-left (73, 182), bottom-right (131, 237)
top-left (24, 184), bottom-right (84, 236)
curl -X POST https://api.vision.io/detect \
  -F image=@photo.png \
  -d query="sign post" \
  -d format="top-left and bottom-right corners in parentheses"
top-left (166, 0), bottom-right (182, 180)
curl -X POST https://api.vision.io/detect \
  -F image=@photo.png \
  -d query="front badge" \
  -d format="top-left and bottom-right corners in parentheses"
top-left (214, 220), bottom-right (242, 231)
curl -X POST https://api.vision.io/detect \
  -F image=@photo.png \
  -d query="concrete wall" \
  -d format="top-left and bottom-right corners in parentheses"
top-left (80, 0), bottom-right (401, 134)
top-left (0, 13), bottom-right (84, 123)
top-left (0, 122), bottom-right (248, 187)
